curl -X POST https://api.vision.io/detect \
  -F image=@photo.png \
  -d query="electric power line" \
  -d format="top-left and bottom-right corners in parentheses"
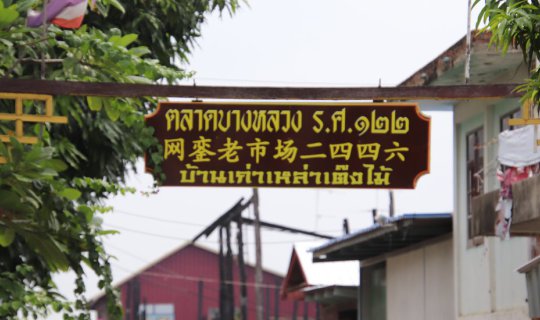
top-left (104, 223), bottom-right (197, 242)
top-left (107, 244), bottom-right (282, 290)
top-left (104, 223), bottom-right (332, 244)
top-left (114, 209), bottom-right (205, 227)
top-left (112, 209), bottom-right (349, 233)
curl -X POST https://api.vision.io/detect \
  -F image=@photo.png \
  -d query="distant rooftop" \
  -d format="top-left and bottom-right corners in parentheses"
top-left (399, 31), bottom-right (523, 87)
top-left (295, 241), bottom-right (358, 286)
top-left (281, 240), bottom-right (358, 301)
top-left (312, 213), bottom-right (452, 263)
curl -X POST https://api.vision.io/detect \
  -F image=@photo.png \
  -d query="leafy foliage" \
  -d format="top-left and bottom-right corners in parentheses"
top-left (475, 0), bottom-right (540, 102)
top-left (0, 140), bottom-right (121, 319)
top-left (0, 0), bottom-right (240, 318)
top-left (85, 0), bottom-right (243, 66)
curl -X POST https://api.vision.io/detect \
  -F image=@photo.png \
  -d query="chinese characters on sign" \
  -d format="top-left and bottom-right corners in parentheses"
top-left (145, 102), bottom-right (430, 189)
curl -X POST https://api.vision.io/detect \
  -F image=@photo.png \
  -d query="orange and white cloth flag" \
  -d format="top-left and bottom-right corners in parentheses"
top-left (27, 0), bottom-right (89, 29)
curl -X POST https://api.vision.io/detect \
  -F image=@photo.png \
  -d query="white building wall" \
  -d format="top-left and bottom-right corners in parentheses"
top-left (387, 249), bottom-right (424, 320)
top-left (454, 100), bottom-right (530, 320)
top-left (425, 240), bottom-right (455, 319)
top-left (387, 239), bottom-right (454, 320)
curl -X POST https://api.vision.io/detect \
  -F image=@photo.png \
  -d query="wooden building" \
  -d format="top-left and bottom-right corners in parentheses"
top-left (91, 243), bottom-right (318, 320)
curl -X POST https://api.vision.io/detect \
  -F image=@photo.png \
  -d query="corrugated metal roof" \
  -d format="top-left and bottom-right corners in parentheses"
top-left (312, 213), bottom-right (452, 262)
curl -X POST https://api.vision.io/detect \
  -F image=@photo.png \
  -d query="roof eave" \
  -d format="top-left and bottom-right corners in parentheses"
top-left (312, 214), bottom-right (452, 263)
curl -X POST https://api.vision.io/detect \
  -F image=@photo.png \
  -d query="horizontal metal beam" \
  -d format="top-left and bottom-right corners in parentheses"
top-left (0, 79), bottom-right (523, 100)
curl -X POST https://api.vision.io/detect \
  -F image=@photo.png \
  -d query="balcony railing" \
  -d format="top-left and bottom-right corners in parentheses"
top-left (471, 174), bottom-right (540, 237)
top-left (471, 190), bottom-right (498, 237)
top-left (512, 174), bottom-right (540, 234)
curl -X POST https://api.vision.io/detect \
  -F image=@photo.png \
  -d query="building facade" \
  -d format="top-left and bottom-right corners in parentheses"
top-left (310, 31), bottom-right (539, 320)
top-left (400, 30), bottom-right (535, 320)
top-left (91, 243), bottom-right (318, 320)
top-left (312, 214), bottom-right (453, 320)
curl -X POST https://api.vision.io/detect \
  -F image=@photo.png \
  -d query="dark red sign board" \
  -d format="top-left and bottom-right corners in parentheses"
top-left (145, 102), bottom-right (430, 189)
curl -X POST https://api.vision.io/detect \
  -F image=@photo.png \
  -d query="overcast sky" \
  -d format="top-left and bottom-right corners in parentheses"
top-left (54, 0), bottom-right (478, 317)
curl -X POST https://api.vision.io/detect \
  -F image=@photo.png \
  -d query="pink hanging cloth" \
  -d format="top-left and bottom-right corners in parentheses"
top-left (27, 0), bottom-right (88, 29)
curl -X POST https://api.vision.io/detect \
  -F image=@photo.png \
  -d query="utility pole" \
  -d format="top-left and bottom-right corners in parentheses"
top-left (192, 196), bottom-right (332, 320)
top-left (252, 188), bottom-right (264, 320)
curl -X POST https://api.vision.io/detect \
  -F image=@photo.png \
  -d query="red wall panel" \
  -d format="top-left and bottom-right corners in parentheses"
top-left (94, 244), bottom-right (318, 320)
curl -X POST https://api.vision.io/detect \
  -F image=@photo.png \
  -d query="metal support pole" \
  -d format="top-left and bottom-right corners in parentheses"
top-left (252, 188), bottom-right (264, 320)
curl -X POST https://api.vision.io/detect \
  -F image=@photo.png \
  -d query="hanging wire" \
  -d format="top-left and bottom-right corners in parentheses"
top-left (114, 210), bottom-right (205, 227)
top-left (113, 207), bottom-right (341, 232)
top-left (103, 223), bottom-right (328, 245)
top-left (107, 243), bottom-right (282, 290)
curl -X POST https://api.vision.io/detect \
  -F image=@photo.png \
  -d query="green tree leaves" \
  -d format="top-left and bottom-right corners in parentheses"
top-left (85, 0), bottom-right (244, 66)
top-left (0, 226), bottom-right (15, 247)
top-left (475, 0), bottom-right (540, 102)
top-left (0, 1), bottom-right (19, 29)
top-left (0, 0), bottom-right (242, 318)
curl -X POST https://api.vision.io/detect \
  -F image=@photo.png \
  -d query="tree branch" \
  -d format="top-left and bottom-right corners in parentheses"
top-left (20, 58), bottom-right (64, 64)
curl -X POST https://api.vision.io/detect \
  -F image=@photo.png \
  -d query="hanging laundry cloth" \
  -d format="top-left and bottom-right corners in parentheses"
top-left (498, 125), bottom-right (540, 167)
top-left (497, 166), bottom-right (537, 199)
top-left (495, 125), bottom-right (540, 239)
top-left (27, 0), bottom-right (88, 29)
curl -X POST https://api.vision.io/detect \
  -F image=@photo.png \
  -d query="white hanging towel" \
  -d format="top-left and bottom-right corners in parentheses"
top-left (498, 125), bottom-right (540, 167)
